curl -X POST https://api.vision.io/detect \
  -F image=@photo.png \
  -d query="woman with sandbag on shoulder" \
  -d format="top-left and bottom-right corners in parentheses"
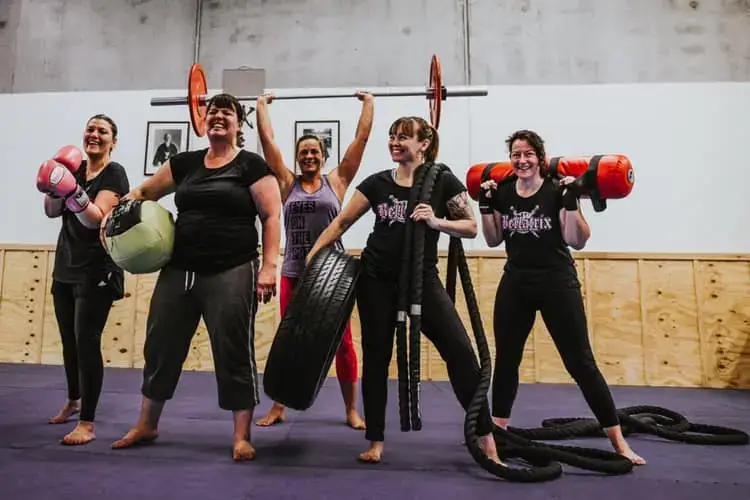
top-left (477, 129), bottom-right (645, 466)
top-left (102, 93), bottom-right (282, 462)
top-left (35, 114), bottom-right (130, 446)
top-left (253, 91), bottom-right (374, 430)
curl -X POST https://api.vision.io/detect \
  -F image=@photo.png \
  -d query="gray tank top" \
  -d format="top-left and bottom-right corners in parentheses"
top-left (281, 174), bottom-right (345, 278)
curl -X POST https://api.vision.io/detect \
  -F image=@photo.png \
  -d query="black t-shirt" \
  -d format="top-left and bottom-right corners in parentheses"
top-left (168, 148), bottom-right (272, 275)
top-left (53, 161), bottom-right (130, 284)
top-left (491, 176), bottom-right (575, 272)
top-left (356, 166), bottom-right (466, 282)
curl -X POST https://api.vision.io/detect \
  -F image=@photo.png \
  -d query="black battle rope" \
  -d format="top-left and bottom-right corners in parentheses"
top-left (395, 162), bottom-right (430, 431)
top-left (395, 162), bottom-right (445, 431)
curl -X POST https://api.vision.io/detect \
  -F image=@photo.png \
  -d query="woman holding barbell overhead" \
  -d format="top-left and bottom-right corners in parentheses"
top-left (108, 93), bottom-right (282, 462)
top-left (254, 91), bottom-right (374, 430)
top-left (306, 115), bottom-right (501, 465)
top-left (36, 114), bottom-right (129, 446)
top-left (477, 129), bottom-right (645, 465)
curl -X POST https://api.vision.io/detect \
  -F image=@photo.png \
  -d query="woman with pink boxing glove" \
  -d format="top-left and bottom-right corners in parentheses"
top-left (36, 114), bottom-right (130, 446)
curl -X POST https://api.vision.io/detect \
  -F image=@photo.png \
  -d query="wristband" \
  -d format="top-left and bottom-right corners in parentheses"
top-left (64, 185), bottom-right (90, 213)
top-left (562, 190), bottom-right (579, 211)
top-left (478, 188), bottom-right (494, 214)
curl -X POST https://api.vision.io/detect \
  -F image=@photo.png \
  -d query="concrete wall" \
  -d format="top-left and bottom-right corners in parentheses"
top-left (1, 0), bottom-right (749, 93)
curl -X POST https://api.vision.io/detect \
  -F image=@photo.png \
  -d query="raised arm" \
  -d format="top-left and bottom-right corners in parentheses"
top-left (256, 94), bottom-right (296, 200)
top-left (328, 92), bottom-right (375, 198)
top-left (306, 189), bottom-right (371, 264)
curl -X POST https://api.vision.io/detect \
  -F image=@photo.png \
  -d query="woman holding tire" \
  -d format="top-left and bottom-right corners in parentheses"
top-left (254, 91), bottom-right (375, 430)
top-left (306, 115), bottom-right (501, 465)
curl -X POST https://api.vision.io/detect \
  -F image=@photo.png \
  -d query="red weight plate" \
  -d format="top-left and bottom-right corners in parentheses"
top-left (188, 63), bottom-right (208, 137)
top-left (429, 55), bottom-right (443, 130)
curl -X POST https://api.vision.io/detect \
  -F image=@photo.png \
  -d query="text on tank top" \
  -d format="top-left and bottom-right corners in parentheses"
top-left (282, 175), bottom-right (344, 278)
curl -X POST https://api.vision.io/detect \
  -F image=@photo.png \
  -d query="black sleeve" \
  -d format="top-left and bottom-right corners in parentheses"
top-left (169, 150), bottom-right (200, 186)
top-left (355, 171), bottom-right (381, 204)
top-left (241, 151), bottom-right (273, 186)
top-left (440, 171), bottom-right (466, 204)
top-left (99, 163), bottom-right (130, 196)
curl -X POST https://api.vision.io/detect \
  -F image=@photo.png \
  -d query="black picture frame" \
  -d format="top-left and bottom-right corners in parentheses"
top-left (144, 121), bottom-right (190, 176)
top-left (293, 120), bottom-right (341, 173)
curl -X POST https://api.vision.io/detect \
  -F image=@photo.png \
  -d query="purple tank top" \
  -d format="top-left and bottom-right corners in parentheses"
top-left (281, 175), bottom-right (345, 278)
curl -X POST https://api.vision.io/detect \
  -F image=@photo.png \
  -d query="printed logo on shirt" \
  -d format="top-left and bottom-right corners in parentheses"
top-left (375, 195), bottom-right (408, 226)
top-left (502, 205), bottom-right (552, 238)
top-left (286, 200), bottom-right (317, 260)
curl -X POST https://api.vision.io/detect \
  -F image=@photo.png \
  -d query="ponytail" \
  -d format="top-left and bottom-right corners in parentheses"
top-left (423, 124), bottom-right (439, 163)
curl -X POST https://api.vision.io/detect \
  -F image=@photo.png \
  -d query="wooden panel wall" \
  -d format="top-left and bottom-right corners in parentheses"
top-left (0, 245), bottom-right (748, 390)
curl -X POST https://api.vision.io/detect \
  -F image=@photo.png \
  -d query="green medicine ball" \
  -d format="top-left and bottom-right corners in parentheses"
top-left (103, 199), bottom-right (175, 274)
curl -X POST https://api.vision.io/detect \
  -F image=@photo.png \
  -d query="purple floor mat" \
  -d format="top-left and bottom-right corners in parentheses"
top-left (0, 363), bottom-right (748, 499)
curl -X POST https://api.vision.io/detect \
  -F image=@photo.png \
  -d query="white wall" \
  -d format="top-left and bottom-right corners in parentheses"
top-left (1, 82), bottom-right (748, 254)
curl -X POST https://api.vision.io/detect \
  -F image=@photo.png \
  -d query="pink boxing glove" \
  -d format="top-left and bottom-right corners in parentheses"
top-left (35, 160), bottom-right (90, 213)
top-left (53, 145), bottom-right (83, 174)
top-left (36, 159), bottom-right (63, 195)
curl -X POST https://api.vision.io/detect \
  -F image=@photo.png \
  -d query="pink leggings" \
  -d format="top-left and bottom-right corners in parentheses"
top-left (279, 275), bottom-right (359, 383)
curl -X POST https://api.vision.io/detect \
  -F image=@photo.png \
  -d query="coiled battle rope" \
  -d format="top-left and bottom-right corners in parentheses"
top-left (396, 162), bottom-right (748, 482)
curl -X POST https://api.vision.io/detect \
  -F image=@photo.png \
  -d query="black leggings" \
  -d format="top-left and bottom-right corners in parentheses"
top-left (51, 280), bottom-right (116, 422)
top-left (140, 259), bottom-right (260, 411)
top-left (491, 269), bottom-right (620, 428)
top-left (356, 267), bottom-right (494, 443)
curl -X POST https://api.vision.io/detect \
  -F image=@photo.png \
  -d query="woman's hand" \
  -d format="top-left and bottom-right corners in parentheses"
top-left (559, 176), bottom-right (582, 211)
top-left (411, 203), bottom-right (440, 230)
top-left (480, 179), bottom-right (498, 193)
top-left (256, 264), bottom-right (277, 304)
top-left (257, 93), bottom-right (275, 105)
top-left (305, 248), bottom-right (318, 267)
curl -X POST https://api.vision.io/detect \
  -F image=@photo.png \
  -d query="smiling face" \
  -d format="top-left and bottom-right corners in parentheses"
top-left (387, 116), bottom-right (438, 165)
top-left (206, 104), bottom-right (239, 144)
top-left (506, 129), bottom-right (546, 180)
top-left (295, 135), bottom-right (324, 177)
top-left (83, 115), bottom-right (118, 158)
top-left (205, 93), bottom-right (246, 147)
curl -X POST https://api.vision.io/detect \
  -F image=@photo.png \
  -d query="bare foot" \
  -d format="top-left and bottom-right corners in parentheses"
top-left (346, 410), bottom-right (366, 430)
top-left (478, 434), bottom-right (505, 466)
top-left (255, 404), bottom-right (286, 427)
top-left (357, 442), bottom-right (383, 463)
top-left (49, 400), bottom-right (80, 424)
top-left (60, 421), bottom-right (96, 446)
top-left (617, 445), bottom-right (646, 465)
top-left (111, 427), bottom-right (159, 449)
top-left (233, 439), bottom-right (256, 461)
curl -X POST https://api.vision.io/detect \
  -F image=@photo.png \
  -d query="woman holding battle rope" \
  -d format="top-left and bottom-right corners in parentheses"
top-left (478, 129), bottom-right (645, 466)
top-left (307, 115), bottom-right (501, 465)
top-left (254, 91), bottom-right (374, 430)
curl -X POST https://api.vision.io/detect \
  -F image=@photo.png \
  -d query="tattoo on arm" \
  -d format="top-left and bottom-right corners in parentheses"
top-left (446, 192), bottom-right (472, 220)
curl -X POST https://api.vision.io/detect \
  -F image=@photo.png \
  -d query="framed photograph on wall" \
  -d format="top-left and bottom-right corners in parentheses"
top-left (144, 121), bottom-right (190, 176)
top-left (294, 120), bottom-right (341, 173)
